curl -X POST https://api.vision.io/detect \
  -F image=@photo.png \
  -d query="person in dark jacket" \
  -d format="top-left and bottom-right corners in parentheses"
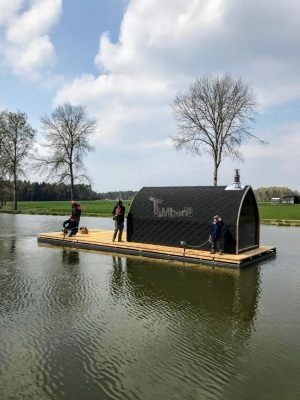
top-left (112, 200), bottom-right (125, 242)
top-left (209, 215), bottom-right (224, 254)
top-left (71, 201), bottom-right (81, 232)
top-left (63, 216), bottom-right (78, 237)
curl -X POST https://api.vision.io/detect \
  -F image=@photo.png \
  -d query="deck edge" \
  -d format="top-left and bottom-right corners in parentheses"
top-left (37, 236), bottom-right (276, 269)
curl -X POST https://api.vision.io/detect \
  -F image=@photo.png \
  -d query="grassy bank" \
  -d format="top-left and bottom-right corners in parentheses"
top-left (258, 203), bottom-right (300, 220)
top-left (0, 200), bottom-right (131, 217)
top-left (1, 201), bottom-right (300, 225)
top-left (259, 203), bottom-right (300, 226)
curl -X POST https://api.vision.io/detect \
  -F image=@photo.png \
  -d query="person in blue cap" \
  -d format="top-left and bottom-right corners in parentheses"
top-left (209, 215), bottom-right (224, 254)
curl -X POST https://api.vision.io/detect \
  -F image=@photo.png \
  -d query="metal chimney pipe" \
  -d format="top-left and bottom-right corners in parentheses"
top-left (234, 169), bottom-right (240, 183)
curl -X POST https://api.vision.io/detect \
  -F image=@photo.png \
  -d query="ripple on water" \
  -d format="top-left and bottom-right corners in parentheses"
top-left (1, 218), bottom-right (300, 400)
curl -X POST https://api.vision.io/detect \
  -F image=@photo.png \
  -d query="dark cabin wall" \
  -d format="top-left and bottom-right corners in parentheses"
top-left (238, 190), bottom-right (260, 252)
top-left (127, 186), bottom-right (259, 254)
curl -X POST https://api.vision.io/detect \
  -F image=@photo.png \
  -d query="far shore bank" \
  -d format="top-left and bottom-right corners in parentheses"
top-left (0, 209), bottom-right (108, 218)
top-left (260, 218), bottom-right (300, 226)
top-left (1, 209), bottom-right (300, 226)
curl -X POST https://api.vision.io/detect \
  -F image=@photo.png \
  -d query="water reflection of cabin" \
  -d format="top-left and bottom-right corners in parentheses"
top-left (127, 185), bottom-right (260, 255)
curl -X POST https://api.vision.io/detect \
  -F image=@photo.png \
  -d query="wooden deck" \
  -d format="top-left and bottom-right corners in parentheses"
top-left (37, 229), bottom-right (276, 268)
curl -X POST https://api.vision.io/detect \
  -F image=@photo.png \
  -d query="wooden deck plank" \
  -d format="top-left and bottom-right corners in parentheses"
top-left (38, 230), bottom-right (276, 268)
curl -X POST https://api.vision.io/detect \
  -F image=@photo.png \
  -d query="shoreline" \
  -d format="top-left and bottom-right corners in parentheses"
top-left (0, 210), bottom-right (109, 218)
top-left (1, 210), bottom-right (300, 226)
top-left (260, 219), bottom-right (300, 226)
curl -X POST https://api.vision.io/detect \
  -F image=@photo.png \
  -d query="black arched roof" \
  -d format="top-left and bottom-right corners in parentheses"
top-left (127, 185), bottom-right (259, 254)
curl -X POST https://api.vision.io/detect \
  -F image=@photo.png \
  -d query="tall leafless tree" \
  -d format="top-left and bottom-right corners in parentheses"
top-left (0, 110), bottom-right (36, 210)
top-left (37, 103), bottom-right (97, 200)
top-left (171, 74), bottom-right (266, 186)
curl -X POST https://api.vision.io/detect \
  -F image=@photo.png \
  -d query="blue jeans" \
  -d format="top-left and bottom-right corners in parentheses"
top-left (211, 237), bottom-right (222, 252)
top-left (113, 221), bottom-right (124, 241)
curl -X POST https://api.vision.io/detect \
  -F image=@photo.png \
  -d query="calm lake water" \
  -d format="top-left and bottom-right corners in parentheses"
top-left (0, 214), bottom-right (299, 400)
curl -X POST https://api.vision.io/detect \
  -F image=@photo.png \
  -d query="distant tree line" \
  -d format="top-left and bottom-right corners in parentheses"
top-left (254, 187), bottom-right (300, 202)
top-left (1, 179), bottom-right (299, 205)
top-left (0, 179), bottom-right (137, 204)
top-left (100, 191), bottom-right (137, 201)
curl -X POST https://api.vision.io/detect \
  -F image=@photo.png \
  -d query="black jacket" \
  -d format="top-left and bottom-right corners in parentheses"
top-left (63, 218), bottom-right (78, 230)
top-left (112, 204), bottom-right (125, 223)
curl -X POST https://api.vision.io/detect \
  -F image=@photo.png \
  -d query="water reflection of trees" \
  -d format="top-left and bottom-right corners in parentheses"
top-left (109, 256), bottom-right (261, 349)
top-left (0, 237), bottom-right (31, 318)
top-left (107, 256), bottom-right (262, 397)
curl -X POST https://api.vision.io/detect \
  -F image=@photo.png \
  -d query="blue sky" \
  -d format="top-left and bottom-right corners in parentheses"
top-left (1, 0), bottom-right (300, 192)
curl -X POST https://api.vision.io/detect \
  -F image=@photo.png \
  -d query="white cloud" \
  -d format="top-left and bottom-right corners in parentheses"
top-left (0, 0), bottom-right (62, 80)
top-left (5, 35), bottom-right (55, 79)
top-left (243, 122), bottom-right (300, 161)
top-left (53, 0), bottom-right (300, 190)
top-left (0, 0), bottom-right (23, 26)
top-left (94, 0), bottom-right (225, 77)
top-left (6, 0), bottom-right (61, 44)
top-left (55, 72), bottom-right (172, 142)
top-left (57, 0), bottom-right (300, 110)
top-left (222, 121), bottom-right (300, 189)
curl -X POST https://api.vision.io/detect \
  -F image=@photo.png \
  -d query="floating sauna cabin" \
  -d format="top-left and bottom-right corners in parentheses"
top-left (127, 183), bottom-right (260, 255)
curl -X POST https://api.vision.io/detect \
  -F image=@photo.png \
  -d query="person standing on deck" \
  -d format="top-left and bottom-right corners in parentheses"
top-left (112, 200), bottom-right (125, 242)
top-left (210, 215), bottom-right (224, 254)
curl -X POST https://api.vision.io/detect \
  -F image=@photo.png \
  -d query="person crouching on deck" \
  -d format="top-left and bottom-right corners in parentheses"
top-left (112, 200), bottom-right (125, 242)
top-left (63, 216), bottom-right (78, 237)
top-left (71, 201), bottom-right (81, 229)
top-left (210, 215), bottom-right (224, 254)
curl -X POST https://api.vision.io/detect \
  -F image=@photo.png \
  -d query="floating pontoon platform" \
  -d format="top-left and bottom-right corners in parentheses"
top-left (38, 229), bottom-right (276, 269)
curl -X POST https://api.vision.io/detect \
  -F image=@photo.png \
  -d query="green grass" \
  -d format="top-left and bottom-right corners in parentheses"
top-left (258, 204), bottom-right (300, 220)
top-left (0, 200), bottom-right (131, 217)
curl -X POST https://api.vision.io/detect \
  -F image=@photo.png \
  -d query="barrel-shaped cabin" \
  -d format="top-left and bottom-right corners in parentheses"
top-left (127, 185), bottom-right (260, 254)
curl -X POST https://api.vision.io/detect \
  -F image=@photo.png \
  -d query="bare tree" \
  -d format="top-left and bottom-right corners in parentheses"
top-left (0, 110), bottom-right (36, 210)
top-left (171, 74), bottom-right (266, 186)
top-left (37, 103), bottom-right (97, 200)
